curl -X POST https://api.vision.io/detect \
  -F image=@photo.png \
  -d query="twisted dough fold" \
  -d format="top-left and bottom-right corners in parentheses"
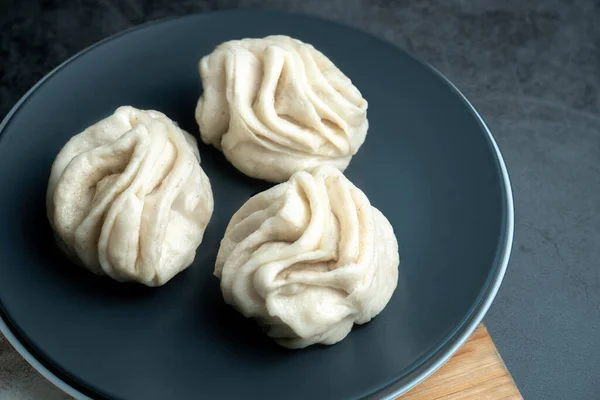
top-left (47, 106), bottom-right (214, 286)
top-left (196, 36), bottom-right (368, 182)
top-left (215, 166), bottom-right (399, 348)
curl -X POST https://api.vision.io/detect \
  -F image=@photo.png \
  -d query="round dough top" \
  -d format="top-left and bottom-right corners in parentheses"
top-left (196, 35), bottom-right (368, 182)
top-left (215, 165), bottom-right (399, 348)
top-left (47, 106), bottom-right (214, 286)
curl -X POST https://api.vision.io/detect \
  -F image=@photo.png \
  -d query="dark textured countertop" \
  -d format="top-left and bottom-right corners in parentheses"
top-left (1, 1), bottom-right (599, 399)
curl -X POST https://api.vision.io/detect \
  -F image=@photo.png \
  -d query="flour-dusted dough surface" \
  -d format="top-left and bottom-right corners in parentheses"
top-left (47, 106), bottom-right (214, 287)
top-left (196, 35), bottom-right (369, 182)
top-left (215, 165), bottom-right (399, 348)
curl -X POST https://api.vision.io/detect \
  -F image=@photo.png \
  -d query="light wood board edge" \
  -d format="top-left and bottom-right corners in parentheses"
top-left (398, 325), bottom-right (523, 400)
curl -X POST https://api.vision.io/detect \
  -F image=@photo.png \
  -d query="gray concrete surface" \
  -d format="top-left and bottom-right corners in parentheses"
top-left (1, 1), bottom-right (599, 399)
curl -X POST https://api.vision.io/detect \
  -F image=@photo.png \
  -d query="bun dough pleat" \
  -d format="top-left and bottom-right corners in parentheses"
top-left (47, 106), bottom-right (214, 286)
top-left (196, 36), bottom-right (368, 182)
top-left (215, 165), bottom-right (398, 348)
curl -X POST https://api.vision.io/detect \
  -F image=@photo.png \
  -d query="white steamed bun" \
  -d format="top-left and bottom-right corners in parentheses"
top-left (215, 165), bottom-right (399, 348)
top-left (196, 35), bottom-right (368, 182)
top-left (47, 106), bottom-right (214, 287)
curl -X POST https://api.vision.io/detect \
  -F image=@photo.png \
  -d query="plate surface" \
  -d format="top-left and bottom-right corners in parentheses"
top-left (0, 10), bottom-right (513, 400)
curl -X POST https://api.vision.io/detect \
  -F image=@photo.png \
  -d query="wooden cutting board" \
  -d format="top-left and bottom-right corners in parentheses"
top-left (398, 325), bottom-right (522, 400)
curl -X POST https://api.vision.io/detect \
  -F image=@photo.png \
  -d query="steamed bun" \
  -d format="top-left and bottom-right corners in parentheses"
top-left (215, 165), bottom-right (399, 348)
top-left (47, 106), bottom-right (214, 287)
top-left (196, 35), bottom-right (368, 182)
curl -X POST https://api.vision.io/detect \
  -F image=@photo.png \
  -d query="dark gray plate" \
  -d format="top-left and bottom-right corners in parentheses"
top-left (0, 10), bottom-right (513, 400)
